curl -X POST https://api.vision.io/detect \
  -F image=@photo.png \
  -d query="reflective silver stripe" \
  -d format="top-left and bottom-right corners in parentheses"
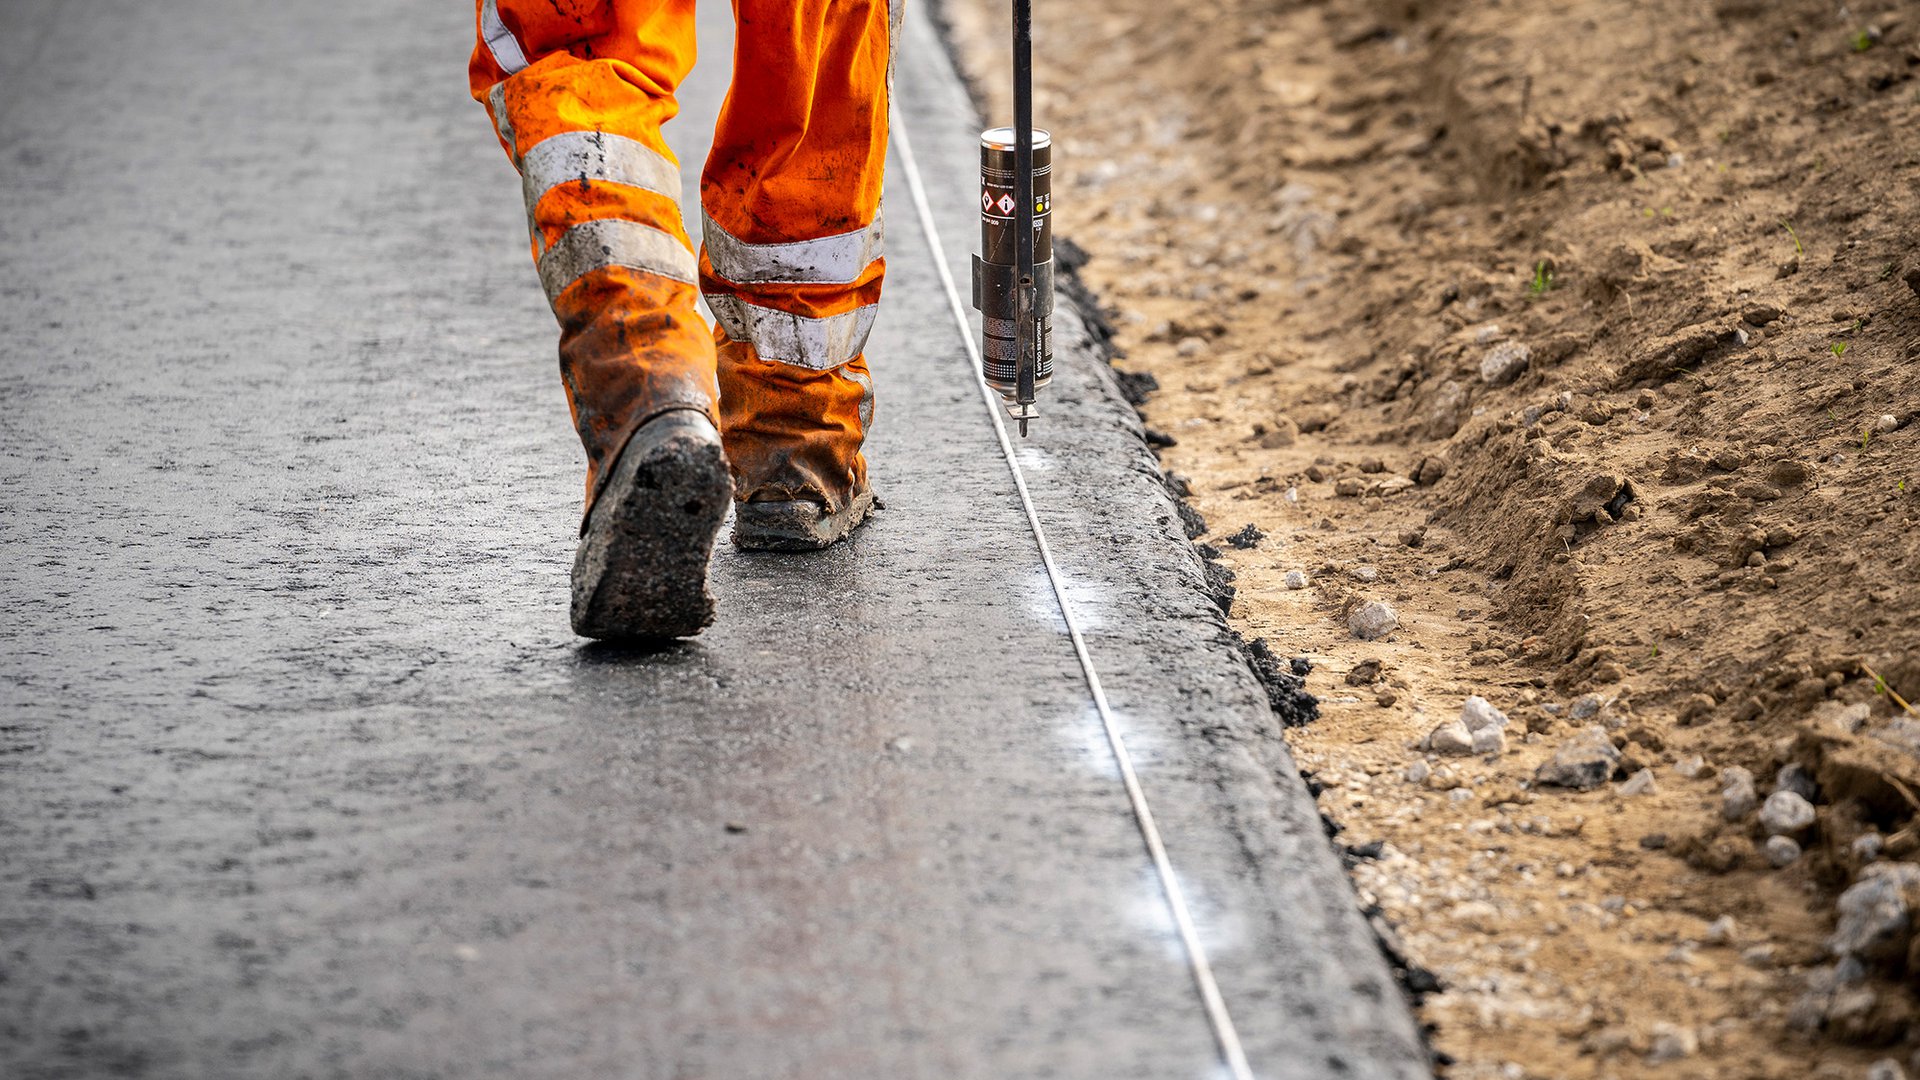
top-left (538, 219), bottom-right (697, 303)
top-left (520, 131), bottom-right (683, 257)
top-left (847, 365), bottom-right (875, 431)
top-left (701, 211), bottom-right (885, 286)
top-left (481, 0), bottom-right (529, 76)
top-left (705, 295), bottom-right (878, 371)
top-left (521, 131), bottom-right (680, 206)
top-left (885, 0), bottom-right (901, 102)
top-left (487, 80), bottom-right (517, 159)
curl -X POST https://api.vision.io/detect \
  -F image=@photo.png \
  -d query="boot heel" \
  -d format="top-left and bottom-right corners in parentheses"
top-left (570, 411), bottom-right (732, 638)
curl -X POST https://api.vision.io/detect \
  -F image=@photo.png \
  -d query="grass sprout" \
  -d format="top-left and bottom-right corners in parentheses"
top-left (1529, 260), bottom-right (1555, 296)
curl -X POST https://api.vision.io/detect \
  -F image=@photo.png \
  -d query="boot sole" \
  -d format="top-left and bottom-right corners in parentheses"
top-left (732, 489), bottom-right (877, 552)
top-left (570, 411), bottom-right (732, 639)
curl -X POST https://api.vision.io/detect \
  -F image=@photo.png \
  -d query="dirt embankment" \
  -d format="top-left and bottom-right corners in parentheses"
top-left (947, 0), bottom-right (1920, 1076)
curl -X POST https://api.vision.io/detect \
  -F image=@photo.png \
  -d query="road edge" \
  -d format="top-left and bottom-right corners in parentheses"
top-left (909, 5), bottom-right (1442, 1075)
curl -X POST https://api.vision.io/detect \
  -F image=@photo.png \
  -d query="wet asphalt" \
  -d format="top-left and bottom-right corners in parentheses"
top-left (0, 2), bottom-right (1429, 1078)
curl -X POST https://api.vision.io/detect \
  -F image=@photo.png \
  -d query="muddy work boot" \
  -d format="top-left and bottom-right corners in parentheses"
top-left (715, 337), bottom-right (879, 552)
top-left (571, 409), bottom-right (733, 639)
top-left (734, 485), bottom-right (878, 551)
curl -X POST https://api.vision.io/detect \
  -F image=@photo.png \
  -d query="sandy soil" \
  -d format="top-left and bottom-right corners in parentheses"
top-left (945, 0), bottom-right (1920, 1075)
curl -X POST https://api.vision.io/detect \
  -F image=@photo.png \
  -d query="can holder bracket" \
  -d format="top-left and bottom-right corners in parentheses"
top-left (971, 256), bottom-right (1055, 318)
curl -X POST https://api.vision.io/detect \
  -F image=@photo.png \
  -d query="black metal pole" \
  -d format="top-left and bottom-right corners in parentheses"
top-left (1012, 0), bottom-right (1036, 437)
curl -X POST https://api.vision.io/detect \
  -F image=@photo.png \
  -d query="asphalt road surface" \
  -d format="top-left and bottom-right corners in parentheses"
top-left (0, 2), bottom-right (1429, 1077)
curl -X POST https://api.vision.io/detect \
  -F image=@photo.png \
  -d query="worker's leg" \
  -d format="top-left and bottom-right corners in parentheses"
top-left (701, 0), bottom-right (898, 549)
top-left (469, 0), bottom-right (714, 512)
top-left (470, 1), bottom-right (731, 637)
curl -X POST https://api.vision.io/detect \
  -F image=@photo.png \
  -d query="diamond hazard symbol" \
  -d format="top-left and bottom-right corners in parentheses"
top-left (981, 191), bottom-right (994, 211)
top-left (996, 193), bottom-right (1017, 214)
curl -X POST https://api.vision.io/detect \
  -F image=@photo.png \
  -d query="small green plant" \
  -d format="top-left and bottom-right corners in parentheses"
top-left (1882, 262), bottom-right (1900, 281)
top-left (1832, 341), bottom-right (1849, 357)
top-left (1853, 28), bottom-right (1877, 52)
top-left (1862, 426), bottom-right (1874, 449)
top-left (1781, 219), bottom-right (1803, 254)
top-left (1529, 260), bottom-right (1555, 296)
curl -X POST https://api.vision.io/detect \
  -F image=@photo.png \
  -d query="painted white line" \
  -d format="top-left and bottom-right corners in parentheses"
top-left (890, 107), bottom-right (1258, 1080)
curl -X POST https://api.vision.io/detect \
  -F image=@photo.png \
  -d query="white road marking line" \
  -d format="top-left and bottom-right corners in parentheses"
top-left (890, 106), bottom-right (1258, 1080)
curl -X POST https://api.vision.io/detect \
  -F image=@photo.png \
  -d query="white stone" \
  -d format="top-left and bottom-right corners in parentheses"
top-left (1533, 725), bottom-right (1620, 791)
top-left (1775, 763), bottom-right (1818, 801)
top-left (1428, 720), bottom-right (1476, 756)
top-left (1766, 834), bottom-right (1802, 867)
top-left (1472, 726), bottom-right (1506, 755)
top-left (1867, 1058), bottom-right (1907, 1080)
top-left (1459, 695), bottom-right (1510, 732)
top-left (1569, 693), bottom-right (1608, 720)
top-left (1347, 600), bottom-right (1400, 640)
top-left (1673, 754), bottom-right (1705, 778)
top-left (1853, 833), bottom-right (1885, 862)
top-left (1404, 759), bottom-right (1431, 784)
top-left (1831, 863), bottom-right (1920, 962)
top-left (1283, 569), bottom-right (1308, 590)
top-left (1759, 790), bottom-right (1816, 836)
top-left (1704, 915), bottom-right (1736, 945)
top-left (1875, 414), bottom-right (1900, 434)
top-left (1619, 768), bottom-right (1657, 796)
top-left (1647, 1024), bottom-right (1698, 1064)
top-left (1721, 766), bottom-right (1758, 821)
top-left (1479, 341), bottom-right (1532, 386)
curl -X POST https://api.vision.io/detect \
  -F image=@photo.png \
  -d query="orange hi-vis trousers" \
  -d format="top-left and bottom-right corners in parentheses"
top-left (469, 0), bottom-right (895, 513)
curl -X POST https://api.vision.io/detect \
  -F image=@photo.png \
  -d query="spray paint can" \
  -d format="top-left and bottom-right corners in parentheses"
top-left (972, 126), bottom-right (1053, 408)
